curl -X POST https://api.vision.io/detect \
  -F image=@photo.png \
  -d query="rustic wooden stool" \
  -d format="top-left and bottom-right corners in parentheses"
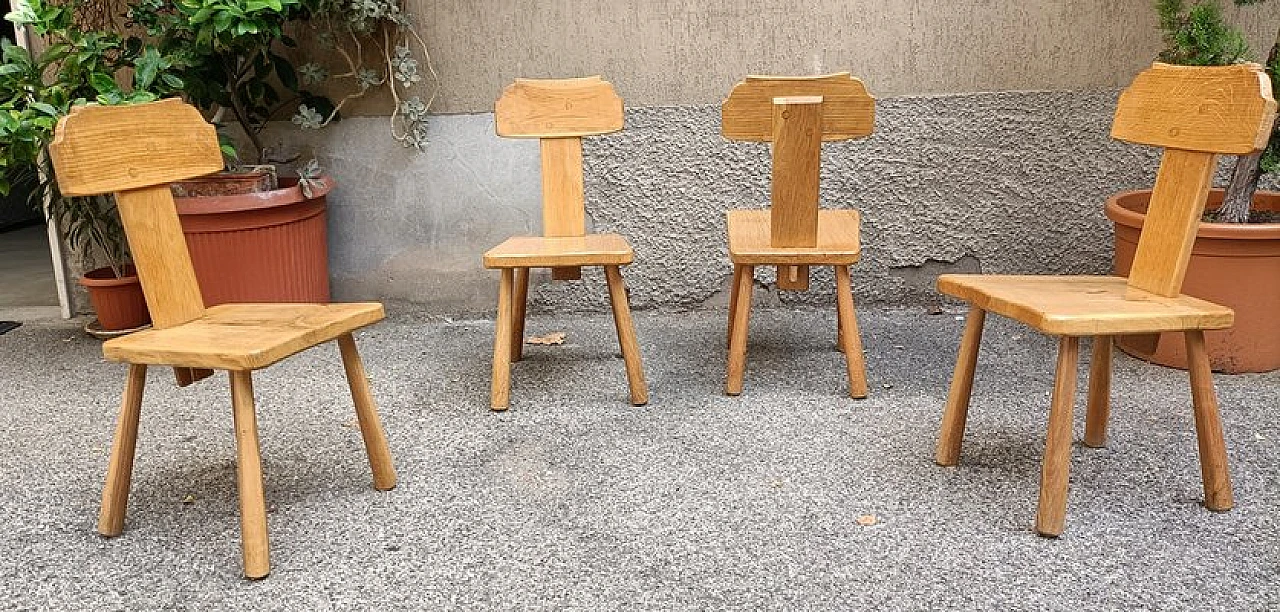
top-left (721, 73), bottom-right (875, 398)
top-left (482, 77), bottom-right (648, 410)
top-left (49, 99), bottom-right (396, 578)
top-left (934, 63), bottom-right (1276, 536)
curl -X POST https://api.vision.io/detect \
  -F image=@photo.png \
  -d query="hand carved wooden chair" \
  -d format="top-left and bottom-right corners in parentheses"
top-left (721, 74), bottom-right (874, 398)
top-left (934, 63), bottom-right (1276, 536)
top-left (49, 99), bottom-right (397, 578)
top-left (482, 77), bottom-right (648, 410)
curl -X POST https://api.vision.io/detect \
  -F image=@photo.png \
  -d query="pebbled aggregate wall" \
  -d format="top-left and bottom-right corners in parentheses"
top-left (265, 88), bottom-right (1266, 316)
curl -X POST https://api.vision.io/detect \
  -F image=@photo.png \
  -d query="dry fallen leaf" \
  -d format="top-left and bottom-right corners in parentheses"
top-left (856, 514), bottom-right (879, 527)
top-left (526, 332), bottom-right (567, 346)
top-left (181, 494), bottom-right (196, 505)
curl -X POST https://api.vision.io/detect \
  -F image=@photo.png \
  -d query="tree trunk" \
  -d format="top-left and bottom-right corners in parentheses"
top-left (1216, 152), bottom-right (1263, 224)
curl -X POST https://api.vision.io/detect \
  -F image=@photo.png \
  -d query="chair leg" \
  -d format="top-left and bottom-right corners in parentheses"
top-left (727, 265), bottom-right (743, 348)
top-left (1036, 336), bottom-right (1080, 538)
top-left (511, 268), bottom-right (529, 362)
top-left (229, 370), bottom-right (270, 579)
top-left (725, 264), bottom-right (754, 396)
top-left (834, 265), bottom-right (869, 399)
top-left (491, 269), bottom-right (515, 411)
top-left (935, 308), bottom-right (985, 466)
top-left (1083, 335), bottom-right (1113, 448)
top-left (1185, 330), bottom-right (1233, 511)
top-left (337, 333), bottom-right (397, 491)
top-left (98, 364), bottom-right (147, 537)
top-left (604, 265), bottom-right (649, 406)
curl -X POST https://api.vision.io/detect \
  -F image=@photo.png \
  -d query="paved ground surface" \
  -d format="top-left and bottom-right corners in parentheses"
top-left (1, 307), bottom-right (1277, 609)
top-left (0, 224), bottom-right (59, 308)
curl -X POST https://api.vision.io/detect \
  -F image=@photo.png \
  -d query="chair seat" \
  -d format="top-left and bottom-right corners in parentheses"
top-left (102, 302), bottom-right (385, 370)
top-left (727, 209), bottom-right (861, 265)
top-left (483, 234), bottom-right (633, 269)
top-left (937, 274), bottom-right (1234, 336)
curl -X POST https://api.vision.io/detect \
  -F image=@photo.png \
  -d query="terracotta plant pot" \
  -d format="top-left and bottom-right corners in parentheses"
top-left (1106, 189), bottom-right (1280, 373)
top-left (175, 176), bottom-right (332, 306)
top-left (80, 265), bottom-right (150, 331)
top-left (171, 167), bottom-right (276, 197)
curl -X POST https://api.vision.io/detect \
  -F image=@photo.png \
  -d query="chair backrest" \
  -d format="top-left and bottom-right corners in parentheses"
top-left (1111, 62), bottom-right (1276, 297)
top-left (722, 73), bottom-right (876, 248)
top-left (49, 98), bottom-right (223, 328)
top-left (495, 76), bottom-right (623, 240)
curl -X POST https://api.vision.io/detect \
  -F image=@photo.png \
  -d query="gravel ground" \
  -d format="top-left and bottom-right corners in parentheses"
top-left (1, 306), bottom-right (1277, 610)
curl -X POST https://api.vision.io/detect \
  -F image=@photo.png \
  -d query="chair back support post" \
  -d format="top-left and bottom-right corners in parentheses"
top-left (48, 99), bottom-right (223, 328)
top-left (770, 96), bottom-right (823, 249)
top-left (1111, 63), bottom-right (1277, 298)
top-left (495, 76), bottom-right (623, 281)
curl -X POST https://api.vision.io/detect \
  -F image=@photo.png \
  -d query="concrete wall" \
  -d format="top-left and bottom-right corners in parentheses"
top-left (406, 0), bottom-right (1280, 113)
top-left (252, 3), bottom-right (1280, 316)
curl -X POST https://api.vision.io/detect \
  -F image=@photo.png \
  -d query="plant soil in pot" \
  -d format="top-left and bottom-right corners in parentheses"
top-left (1107, 189), bottom-right (1280, 373)
top-left (79, 265), bottom-right (150, 331)
top-left (174, 176), bottom-right (332, 306)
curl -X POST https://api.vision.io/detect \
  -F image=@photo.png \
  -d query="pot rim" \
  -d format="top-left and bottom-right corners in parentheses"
top-left (1105, 189), bottom-right (1280, 239)
top-left (80, 264), bottom-right (139, 286)
top-left (174, 175), bottom-right (335, 216)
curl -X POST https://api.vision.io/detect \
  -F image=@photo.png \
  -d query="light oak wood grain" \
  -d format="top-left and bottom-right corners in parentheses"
top-left (725, 264), bottom-right (755, 395)
top-left (834, 265), bottom-right (869, 399)
top-left (1083, 336), bottom-right (1113, 448)
top-left (935, 308), bottom-right (986, 466)
top-left (484, 77), bottom-right (649, 409)
top-left (338, 334), bottom-right (397, 491)
top-left (933, 63), bottom-right (1274, 537)
top-left (605, 266), bottom-right (648, 406)
top-left (491, 269), bottom-right (514, 411)
top-left (495, 76), bottom-right (623, 138)
top-left (48, 99), bottom-right (222, 196)
top-left (231, 370), bottom-right (270, 579)
top-left (1112, 63), bottom-right (1276, 155)
top-left (52, 98), bottom-right (395, 581)
top-left (936, 275), bottom-right (1234, 336)
top-left (727, 210), bottom-right (861, 265)
top-left (1036, 336), bottom-right (1079, 538)
top-left (770, 98), bottom-right (822, 249)
top-left (97, 363), bottom-right (147, 537)
top-left (722, 73), bottom-right (875, 142)
top-left (101, 303), bottom-right (386, 370)
top-left (483, 234), bottom-right (634, 269)
top-left (1186, 330), bottom-right (1234, 511)
top-left (1127, 149), bottom-right (1217, 297)
top-left (114, 185), bottom-right (206, 329)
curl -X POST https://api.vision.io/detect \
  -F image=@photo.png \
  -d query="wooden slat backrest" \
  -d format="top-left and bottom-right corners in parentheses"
top-left (721, 73), bottom-right (875, 142)
top-left (49, 99), bottom-right (222, 328)
top-left (495, 77), bottom-right (623, 280)
top-left (1111, 63), bottom-right (1276, 297)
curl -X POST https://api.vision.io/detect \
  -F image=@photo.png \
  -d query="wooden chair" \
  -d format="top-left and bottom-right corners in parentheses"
top-left (721, 73), bottom-right (874, 398)
top-left (482, 76), bottom-right (648, 410)
top-left (934, 63), bottom-right (1276, 536)
top-left (49, 99), bottom-right (397, 578)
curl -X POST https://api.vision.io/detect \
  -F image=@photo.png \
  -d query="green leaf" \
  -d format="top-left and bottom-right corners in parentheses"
top-left (161, 73), bottom-right (184, 89)
top-left (89, 72), bottom-right (118, 94)
top-left (29, 102), bottom-right (59, 117)
top-left (134, 47), bottom-right (162, 90)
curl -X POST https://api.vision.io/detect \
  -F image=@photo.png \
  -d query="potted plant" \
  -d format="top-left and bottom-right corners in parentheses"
top-left (1107, 0), bottom-right (1280, 373)
top-left (2, 0), bottom-right (185, 330)
top-left (127, 0), bottom-right (437, 305)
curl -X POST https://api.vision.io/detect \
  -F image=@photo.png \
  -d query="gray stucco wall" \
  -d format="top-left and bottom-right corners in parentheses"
top-left (264, 87), bottom-right (1202, 316)
top-left (395, 0), bottom-right (1280, 113)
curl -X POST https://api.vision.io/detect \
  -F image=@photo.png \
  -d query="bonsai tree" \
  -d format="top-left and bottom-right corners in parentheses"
top-left (1156, 0), bottom-right (1280, 222)
top-left (1, 0), bottom-right (185, 277)
top-left (128, 0), bottom-right (438, 166)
